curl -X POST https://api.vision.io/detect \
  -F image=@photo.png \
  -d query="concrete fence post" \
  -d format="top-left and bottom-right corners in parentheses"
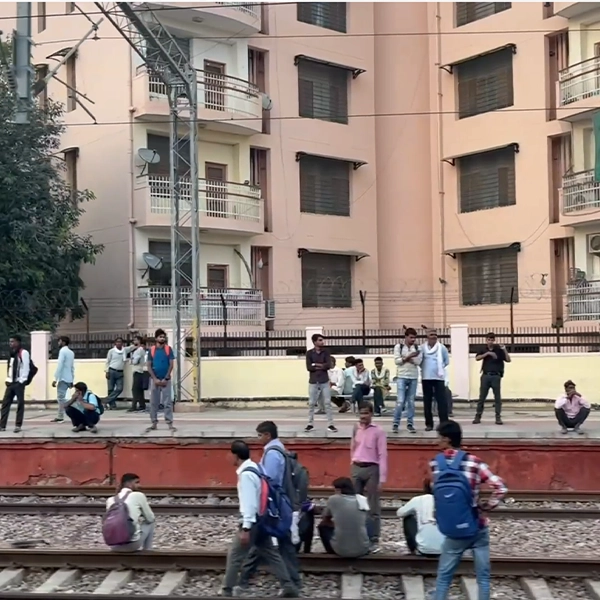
top-left (305, 326), bottom-right (324, 351)
top-left (30, 330), bottom-right (51, 401)
top-left (450, 324), bottom-right (470, 400)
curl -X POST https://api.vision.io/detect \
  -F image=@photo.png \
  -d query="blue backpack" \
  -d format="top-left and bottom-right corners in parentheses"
top-left (433, 450), bottom-right (480, 539)
top-left (243, 466), bottom-right (293, 539)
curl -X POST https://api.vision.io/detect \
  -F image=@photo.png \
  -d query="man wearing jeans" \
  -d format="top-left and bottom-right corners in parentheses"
top-left (51, 336), bottom-right (75, 423)
top-left (146, 329), bottom-right (175, 432)
top-left (392, 328), bottom-right (421, 434)
top-left (305, 334), bottom-right (336, 433)
top-left (431, 420), bottom-right (507, 600)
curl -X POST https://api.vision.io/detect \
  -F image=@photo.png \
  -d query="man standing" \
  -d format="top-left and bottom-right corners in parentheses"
top-left (221, 440), bottom-right (298, 598)
top-left (420, 330), bottom-right (449, 432)
top-left (51, 336), bottom-right (75, 423)
top-left (0, 335), bottom-right (30, 433)
top-left (305, 334), bottom-right (336, 433)
top-left (431, 420), bottom-right (507, 600)
top-left (104, 337), bottom-right (127, 410)
top-left (147, 328), bottom-right (175, 432)
top-left (351, 401), bottom-right (387, 553)
top-left (555, 380), bottom-right (590, 434)
top-left (392, 327), bottom-right (421, 434)
top-left (129, 335), bottom-right (148, 413)
top-left (473, 332), bottom-right (511, 426)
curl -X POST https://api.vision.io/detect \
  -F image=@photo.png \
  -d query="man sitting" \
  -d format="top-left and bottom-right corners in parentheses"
top-left (349, 359), bottom-right (372, 407)
top-left (65, 382), bottom-right (102, 433)
top-left (318, 477), bottom-right (371, 558)
top-left (555, 380), bottom-right (590, 435)
top-left (396, 478), bottom-right (444, 557)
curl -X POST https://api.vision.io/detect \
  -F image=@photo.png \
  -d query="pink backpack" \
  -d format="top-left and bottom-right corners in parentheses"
top-left (102, 491), bottom-right (136, 546)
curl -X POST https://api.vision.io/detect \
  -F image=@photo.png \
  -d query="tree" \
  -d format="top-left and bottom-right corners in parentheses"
top-left (0, 72), bottom-right (103, 337)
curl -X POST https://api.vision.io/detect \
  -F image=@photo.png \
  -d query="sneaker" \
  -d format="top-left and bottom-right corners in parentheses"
top-left (218, 588), bottom-right (233, 598)
top-left (145, 423), bottom-right (158, 433)
top-left (472, 415), bottom-right (482, 425)
top-left (495, 417), bottom-right (503, 425)
top-left (327, 425), bottom-right (338, 433)
top-left (88, 426), bottom-right (98, 433)
top-left (369, 543), bottom-right (381, 554)
top-left (425, 426), bottom-right (433, 432)
top-left (168, 423), bottom-right (177, 432)
top-left (304, 424), bottom-right (314, 432)
top-left (392, 425), bottom-right (399, 433)
top-left (0, 428), bottom-right (5, 432)
top-left (380, 408), bottom-right (388, 414)
top-left (13, 427), bottom-right (21, 433)
top-left (407, 424), bottom-right (416, 434)
top-left (51, 418), bottom-right (64, 423)
top-left (72, 425), bottom-right (85, 432)
top-left (279, 588), bottom-right (299, 598)
top-left (575, 425), bottom-right (584, 435)
top-left (561, 426), bottom-right (568, 434)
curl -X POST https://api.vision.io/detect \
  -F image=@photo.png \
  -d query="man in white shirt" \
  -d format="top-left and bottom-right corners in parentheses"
top-left (220, 440), bottom-right (298, 598)
top-left (0, 335), bottom-right (31, 433)
top-left (396, 479), bottom-right (444, 557)
top-left (327, 356), bottom-right (345, 412)
top-left (105, 473), bottom-right (155, 552)
top-left (104, 337), bottom-right (127, 410)
top-left (350, 359), bottom-right (372, 407)
top-left (51, 335), bottom-right (75, 423)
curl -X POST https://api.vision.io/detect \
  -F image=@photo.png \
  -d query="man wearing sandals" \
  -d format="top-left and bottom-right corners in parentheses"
top-left (146, 328), bottom-right (176, 432)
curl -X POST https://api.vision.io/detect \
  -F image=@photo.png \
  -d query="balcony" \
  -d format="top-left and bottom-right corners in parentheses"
top-left (154, 3), bottom-right (262, 35)
top-left (138, 286), bottom-right (264, 328)
top-left (555, 2), bottom-right (600, 18)
top-left (558, 57), bottom-right (600, 120)
top-left (134, 174), bottom-right (263, 235)
top-left (566, 280), bottom-right (600, 321)
top-left (133, 67), bottom-right (263, 135)
top-left (560, 170), bottom-right (600, 226)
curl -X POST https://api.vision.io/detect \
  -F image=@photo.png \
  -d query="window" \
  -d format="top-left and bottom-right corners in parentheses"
top-left (457, 47), bottom-right (514, 119)
top-left (34, 64), bottom-right (48, 109)
top-left (461, 247), bottom-right (519, 306)
top-left (459, 147), bottom-right (516, 213)
top-left (207, 265), bottom-right (229, 289)
top-left (66, 54), bottom-right (77, 112)
top-left (299, 155), bottom-right (350, 216)
top-left (298, 59), bottom-right (348, 124)
top-left (301, 252), bottom-right (352, 308)
top-left (63, 148), bottom-right (78, 201)
top-left (147, 134), bottom-right (190, 176)
top-left (147, 241), bottom-right (191, 287)
top-left (297, 3), bottom-right (347, 33)
top-left (38, 3), bottom-right (46, 33)
top-left (455, 2), bottom-right (511, 26)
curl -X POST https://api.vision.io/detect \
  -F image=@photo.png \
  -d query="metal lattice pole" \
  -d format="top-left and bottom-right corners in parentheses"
top-left (94, 2), bottom-right (201, 402)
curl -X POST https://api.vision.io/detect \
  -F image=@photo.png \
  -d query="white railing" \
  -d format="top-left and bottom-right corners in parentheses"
top-left (144, 67), bottom-right (261, 119)
top-left (562, 169), bottom-right (600, 213)
top-left (139, 286), bottom-right (264, 326)
top-left (566, 280), bottom-right (600, 320)
top-left (559, 56), bottom-right (600, 105)
top-left (148, 175), bottom-right (261, 223)
top-left (215, 2), bottom-right (261, 18)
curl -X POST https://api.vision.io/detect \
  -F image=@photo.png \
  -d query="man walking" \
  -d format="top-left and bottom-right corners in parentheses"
top-left (420, 330), bottom-right (449, 432)
top-left (0, 335), bottom-right (30, 433)
top-left (392, 327), bottom-right (421, 434)
top-left (305, 334), bottom-right (336, 433)
top-left (104, 337), bottom-right (127, 410)
top-left (473, 332), bottom-right (510, 425)
top-left (51, 336), bottom-right (75, 423)
top-left (351, 401), bottom-right (387, 553)
top-left (146, 329), bottom-right (175, 432)
top-left (431, 420), bottom-right (507, 600)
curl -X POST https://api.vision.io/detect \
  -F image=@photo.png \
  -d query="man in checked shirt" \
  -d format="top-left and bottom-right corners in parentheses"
top-left (431, 420), bottom-right (507, 600)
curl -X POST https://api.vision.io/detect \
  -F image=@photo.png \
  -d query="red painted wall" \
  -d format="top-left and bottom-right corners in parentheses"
top-left (0, 439), bottom-right (598, 490)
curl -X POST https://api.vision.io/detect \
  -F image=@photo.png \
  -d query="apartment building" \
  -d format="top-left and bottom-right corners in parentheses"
top-left (4, 2), bottom-right (600, 332)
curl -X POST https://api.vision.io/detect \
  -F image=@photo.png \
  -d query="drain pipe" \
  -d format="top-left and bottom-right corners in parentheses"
top-left (127, 52), bottom-right (136, 328)
top-left (435, 2), bottom-right (448, 327)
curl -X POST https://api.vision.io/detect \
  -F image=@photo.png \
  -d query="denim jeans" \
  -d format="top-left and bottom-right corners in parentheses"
top-left (393, 378), bottom-right (417, 427)
top-left (435, 527), bottom-right (490, 600)
top-left (56, 381), bottom-right (71, 420)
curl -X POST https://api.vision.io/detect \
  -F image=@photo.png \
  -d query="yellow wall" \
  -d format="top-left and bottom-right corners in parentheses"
top-left (46, 354), bottom-right (600, 401)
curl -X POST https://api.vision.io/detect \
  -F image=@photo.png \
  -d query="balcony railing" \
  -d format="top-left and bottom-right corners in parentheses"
top-left (139, 286), bottom-right (264, 326)
top-left (141, 66), bottom-right (262, 119)
top-left (148, 175), bottom-right (261, 222)
top-left (566, 280), bottom-right (600, 320)
top-left (562, 170), bottom-right (600, 213)
top-left (215, 2), bottom-right (261, 18)
top-left (559, 56), bottom-right (600, 105)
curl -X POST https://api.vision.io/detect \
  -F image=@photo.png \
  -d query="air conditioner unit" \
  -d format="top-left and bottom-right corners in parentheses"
top-left (588, 234), bottom-right (600, 254)
top-left (265, 300), bottom-right (276, 319)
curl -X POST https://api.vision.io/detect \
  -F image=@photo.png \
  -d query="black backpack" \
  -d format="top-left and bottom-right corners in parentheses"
top-left (17, 350), bottom-right (37, 386)
top-left (266, 447), bottom-right (309, 511)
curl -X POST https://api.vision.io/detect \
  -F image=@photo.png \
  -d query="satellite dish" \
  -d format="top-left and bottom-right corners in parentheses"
top-left (137, 148), bottom-right (160, 177)
top-left (261, 93), bottom-right (273, 111)
top-left (140, 253), bottom-right (164, 280)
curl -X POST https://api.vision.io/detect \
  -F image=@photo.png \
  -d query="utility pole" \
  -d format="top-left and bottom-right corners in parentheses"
top-left (13, 2), bottom-right (32, 124)
top-left (94, 2), bottom-right (201, 402)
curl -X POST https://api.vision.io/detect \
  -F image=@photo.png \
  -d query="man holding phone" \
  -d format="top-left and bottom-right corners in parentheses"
top-left (65, 382), bottom-right (102, 433)
top-left (392, 328), bottom-right (422, 434)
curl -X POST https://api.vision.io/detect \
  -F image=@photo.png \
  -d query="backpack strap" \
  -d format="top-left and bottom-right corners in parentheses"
top-left (435, 452), bottom-right (449, 473)
top-left (114, 490), bottom-right (132, 504)
top-left (448, 450), bottom-right (466, 471)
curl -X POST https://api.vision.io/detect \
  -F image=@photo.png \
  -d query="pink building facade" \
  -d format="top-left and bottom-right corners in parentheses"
top-left (3, 2), bottom-right (600, 333)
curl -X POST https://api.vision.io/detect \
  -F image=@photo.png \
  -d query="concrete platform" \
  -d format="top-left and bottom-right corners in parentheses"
top-left (0, 406), bottom-right (598, 491)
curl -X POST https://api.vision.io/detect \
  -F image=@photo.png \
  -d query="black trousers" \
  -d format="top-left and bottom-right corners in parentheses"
top-left (402, 513), bottom-right (439, 558)
top-left (131, 372), bottom-right (147, 411)
top-left (556, 407), bottom-right (590, 429)
top-left (294, 510), bottom-right (315, 554)
top-left (0, 382), bottom-right (25, 429)
top-left (422, 380), bottom-right (448, 428)
top-left (476, 373), bottom-right (502, 418)
top-left (66, 406), bottom-right (100, 428)
top-left (318, 523), bottom-right (336, 555)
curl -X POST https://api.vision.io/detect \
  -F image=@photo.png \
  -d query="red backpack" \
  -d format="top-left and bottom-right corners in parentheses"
top-left (150, 345), bottom-right (172, 359)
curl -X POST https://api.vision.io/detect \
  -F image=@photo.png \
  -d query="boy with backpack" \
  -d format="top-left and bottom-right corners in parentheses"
top-left (221, 440), bottom-right (298, 598)
top-left (146, 328), bottom-right (175, 432)
top-left (65, 382), bottom-right (103, 433)
top-left (431, 420), bottom-right (507, 600)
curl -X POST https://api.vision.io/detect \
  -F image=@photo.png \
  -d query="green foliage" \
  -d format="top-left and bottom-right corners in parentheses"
top-left (0, 80), bottom-right (103, 336)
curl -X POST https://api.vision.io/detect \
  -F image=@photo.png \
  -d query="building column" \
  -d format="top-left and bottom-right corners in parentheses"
top-left (450, 324), bottom-right (470, 400)
top-left (305, 326), bottom-right (324, 351)
top-left (30, 331), bottom-right (51, 401)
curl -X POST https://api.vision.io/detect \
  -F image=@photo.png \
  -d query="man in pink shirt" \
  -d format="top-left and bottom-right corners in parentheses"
top-left (350, 401), bottom-right (388, 552)
top-left (555, 380), bottom-right (590, 435)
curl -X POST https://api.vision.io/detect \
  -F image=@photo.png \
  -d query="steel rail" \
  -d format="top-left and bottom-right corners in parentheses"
top-left (1, 486), bottom-right (599, 502)
top-left (0, 502), bottom-right (596, 520)
top-left (0, 550), bottom-right (597, 577)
